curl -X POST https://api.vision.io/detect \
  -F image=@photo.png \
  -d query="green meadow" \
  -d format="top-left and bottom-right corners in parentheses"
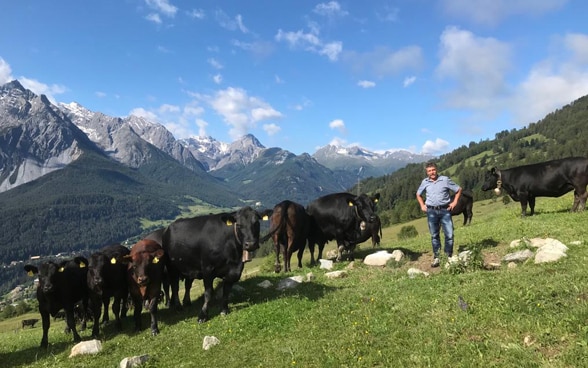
top-left (1, 193), bottom-right (587, 367)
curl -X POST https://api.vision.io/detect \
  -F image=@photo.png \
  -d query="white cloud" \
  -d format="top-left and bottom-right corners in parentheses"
top-left (207, 58), bottom-right (223, 70)
top-left (275, 28), bottom-right (343, 61)
top-left (145, 0), bottom-right (177, 17)
top-left (403, 76), bottom-right (416, 87)
top-left (195, 118), bottom-right (208, 136)
top-left (187, 9), bottom-right (205, 19)
top-left (130, 107), bottom-right (159, 121)
top-left (146, 13), bottom-right (162, 24)
top-left (206, 87), bottom-right (283, 140)
top-left (263, 123), bottom-right (281, 136)
top-left (436, 26), bottom-right (511, 111)
top-left (329, 119), bottom-right (346, 134)
top-left (215, 10), bottom-right (249, 33)
top-left (440, 0), bottom-right (567, 26)
top-left (313, 1), bottom-right (348, 18)
top-left (512, 33), bottom-right (588, 124)
top-left (422, 138), bottom-right (449, 154)
top-left (329, 137), bottom-right (347, 146)
top-left (213, 73), bottom-right (222, 84)
top-left (343, 45), bottom-right (424, 78)
top-left (19, 77), bottom-right (67, 104)
top-left (0, 58), bottom-right (13, 83)
top-left (357, 80), bottom-right (376, 88)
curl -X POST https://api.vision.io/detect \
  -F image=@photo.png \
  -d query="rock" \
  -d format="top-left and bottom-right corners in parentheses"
top-left (407, 268), bottom-right (429, 278)
top-left (363, 250), bottom-right (394, 266)
top-left (69, 339), bottom-right (102, 358)
top-left (276, 276), bottom-right (303, 290)
top-left (120, 355), bottom-right (150, 368)
top-left (502, 249), bottom-right (534, 262)
top-left (324, 270), bottom-right (348, 279)
top-left (257, 280), bottom-right (273, 288)
top-left (390, 249), bottom-right (404, 262)
top-left (319, 259), bottom-right (333, 270)
top-left (203, 336), bottom-right (220, 350)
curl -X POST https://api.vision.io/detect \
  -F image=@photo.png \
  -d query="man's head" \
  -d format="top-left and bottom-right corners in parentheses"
top-left (425, 162), bottom-right (438, 180)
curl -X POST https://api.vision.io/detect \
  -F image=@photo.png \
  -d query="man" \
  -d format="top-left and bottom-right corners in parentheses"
top-left (416, 162), bottom-right (462, 267)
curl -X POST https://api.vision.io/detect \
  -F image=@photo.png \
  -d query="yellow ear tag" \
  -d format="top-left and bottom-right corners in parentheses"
top-left (374, 198), bottom-right (379, 203)
top-left (27, 271), bottom-right (34, 277)
top-left (58, 267), bottom-right (65, 273)
top-left (152, 257), bottom-right (159, 264)
top-left (110, 257), bottom-right (117, 264)
top-left (348, 201), bottom-right (354, 207)
top-left (226, 220), bottom-right (233, 226)
top-left (262, 215), bottom-right (269, 221)
top-left (79, 262), bottom-right (86, 268)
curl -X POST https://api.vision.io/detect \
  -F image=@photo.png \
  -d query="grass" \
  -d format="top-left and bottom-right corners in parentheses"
top-left (2, 193), bottom-right (588, 367)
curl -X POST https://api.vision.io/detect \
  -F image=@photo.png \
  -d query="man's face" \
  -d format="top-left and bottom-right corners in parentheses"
top-left (426, 166), bottom-right (438, 180)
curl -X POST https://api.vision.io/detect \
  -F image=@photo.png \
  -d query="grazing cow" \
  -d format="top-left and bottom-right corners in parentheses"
top-left (21, 318), bottom-right (39, 328)
top-left (481, 157), bottom-right (588, 217)
top-left (450, 190), bottom-right (474, 225)
top-left (24, 257), bottom-right (90, 349)
top-left (306, 192), bottom-right (380, 263)
top-left (162, 206), bottom-right (264, 322)
top-left (335, 214), bottom-right (383, 261)
top-left (87, 243), bottom-right (130, 338)
top-left (260, 200), bottom-right (311, 273)
top-left (123, 239), bottom-right (165, 336)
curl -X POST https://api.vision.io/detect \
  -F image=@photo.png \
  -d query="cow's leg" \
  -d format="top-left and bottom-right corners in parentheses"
top-left (64, 307), bottom-right (82, 343)
top-left (220, 280), bottom-right (235, 317)
top-left (90, 295), bottom-right (102, 338)
top-left (307, 241), bottom-right (317, 266)
top-left (317, 241), bottom-right (326, 261)
top-left (274, 238), bottom-right (282, 273)
top-left (132, 296), bottom-right (143, 332)
top-left (112, 293), bottom-right (123, 331)
top-left (198, 277), bottom-right (214, 323)
top-left (579, 190), bottom-right (588, 211)
top-left (147, 297), bottom-right (159, 336)
top-left (40, 309), bottom-right (50, 349)
top-left (182, 278), bottom-right (193, 306)
top-left (296, 239), bottom-right (306, 268)
top-left (167, 268), bottom-right (182, 309)
top-left (528, 196), bottom-right (536, 216)
top-left (102, 296), bottom-right (110, 324)
top-left (518, 194), bottom-right (529, 217)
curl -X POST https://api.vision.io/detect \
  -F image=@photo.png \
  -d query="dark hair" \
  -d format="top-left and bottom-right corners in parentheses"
top-left (425, 161), bottom-right (437, 169)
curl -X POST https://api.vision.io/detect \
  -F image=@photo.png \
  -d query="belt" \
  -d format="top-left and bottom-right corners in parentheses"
top-left (427, 205), bottom-right (448, 210)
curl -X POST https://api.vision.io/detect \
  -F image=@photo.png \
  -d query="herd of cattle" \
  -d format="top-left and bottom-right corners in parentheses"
top-left (22, 156), bottom-right (588, 348)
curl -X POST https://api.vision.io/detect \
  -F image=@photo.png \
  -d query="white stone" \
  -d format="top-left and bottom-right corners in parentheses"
top-left (363, 250), bottom-right (394, 266)
top-left (203, 336), bottom-right (220, 350)
top-left (407, 268), bottom-right (430, 278)
top-left (324, 270), bottom-right (348, 279)
top-left (120, 355), bottom-right (150, 368)
top-left (319, 259), bottom-right (334, 270)
top-left (69, 339), bottom-right (102, 358)
top-left (391, 249), bottom-right (405, 262)
top-left (257, 280), bottom-right (273, 288)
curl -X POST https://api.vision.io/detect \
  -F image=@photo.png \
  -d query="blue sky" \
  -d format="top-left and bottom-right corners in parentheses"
top-left (1, 1), bottom-right (587, 156)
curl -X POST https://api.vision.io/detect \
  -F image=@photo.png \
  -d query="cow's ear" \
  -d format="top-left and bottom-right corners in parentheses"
top-left (24, 265), bottom-right (38, 276)
top-left (221, 214), bottom-right (237, 226)
top-left (152, 249), bottom-right (165, 263)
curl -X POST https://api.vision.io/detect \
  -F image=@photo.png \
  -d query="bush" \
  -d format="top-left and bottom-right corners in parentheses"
top-left (398, 225), bottom-right (418, 240)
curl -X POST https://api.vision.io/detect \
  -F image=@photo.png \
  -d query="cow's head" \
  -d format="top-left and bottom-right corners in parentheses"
top-left (350, 193), bottom-right (380, 224)
top-left (223, 206), bottom-right (265, 251)
top-left (123, 239), bottom-right (165, 288)
top-left (481, 167), bottom-right (501, 191)
top-left (24, 257), bottom-right (87, 294)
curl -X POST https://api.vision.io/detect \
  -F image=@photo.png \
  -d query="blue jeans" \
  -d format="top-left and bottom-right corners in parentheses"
top-left (426, 208), bottom-right (454, 258)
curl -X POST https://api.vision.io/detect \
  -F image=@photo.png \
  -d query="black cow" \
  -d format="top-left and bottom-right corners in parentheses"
top-left (24, 257), bottom-right (90, 349)
top-left (260, 200), bottom-right (311, 273)
top-left (22, 318), bottom-right (39, 328)
top-left (162, 206), bottom-right (264, 322)
top-left (306, 192), bottom-right (380, 263)
top-left (123, 239), bottom-right (165, 336)
top-left (481, 157), bottom-right (588, 217)
top-left (87, 243), bottom-right (130, 338)
top-left (450, 190), bottom-right (474, 225)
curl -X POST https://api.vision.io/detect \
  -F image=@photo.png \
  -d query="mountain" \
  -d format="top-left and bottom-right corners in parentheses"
top-left (313, 145), bottom-right (434, 178)
top-left (0, 81), bottom-right (103, 192)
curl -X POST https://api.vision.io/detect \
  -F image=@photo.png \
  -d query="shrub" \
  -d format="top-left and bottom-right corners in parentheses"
top-left (397, 225), bottom-right (418, 240)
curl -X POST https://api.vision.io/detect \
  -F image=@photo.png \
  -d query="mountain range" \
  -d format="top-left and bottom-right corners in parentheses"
top-left (0, 80), bottom-right (432, 267)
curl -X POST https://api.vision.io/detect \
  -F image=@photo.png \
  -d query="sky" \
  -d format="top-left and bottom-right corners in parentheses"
top-left (1, 1), bottom-right (588, 156)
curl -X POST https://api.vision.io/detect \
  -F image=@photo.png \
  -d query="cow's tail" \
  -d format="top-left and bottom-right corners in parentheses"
top-left (260, 202), bottom-right (289, 243)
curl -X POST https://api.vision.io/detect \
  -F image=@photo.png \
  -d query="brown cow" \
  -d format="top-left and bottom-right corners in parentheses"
top-left (123, 239), bottom-right (165, 336)
top-left (261, 200), bottom-right (310, 273)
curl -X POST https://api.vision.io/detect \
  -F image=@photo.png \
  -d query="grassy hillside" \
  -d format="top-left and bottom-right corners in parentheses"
top-left (2, 192), bottom-right (587, 367)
